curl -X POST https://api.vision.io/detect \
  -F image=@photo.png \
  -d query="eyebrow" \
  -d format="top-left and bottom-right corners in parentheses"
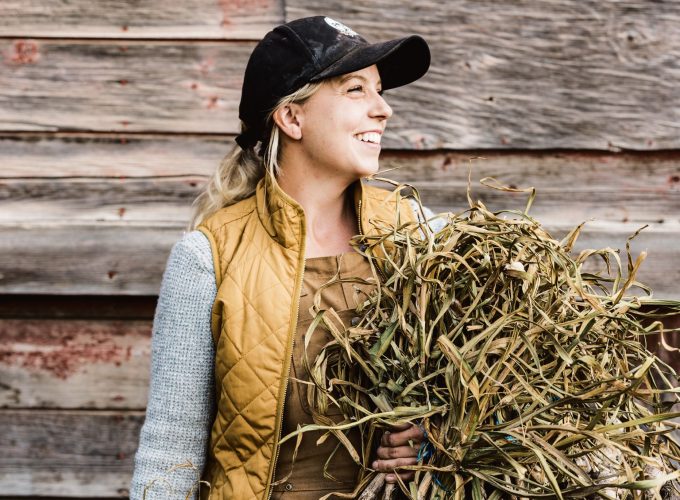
top-left (337, 74), bottom-right (382, 87)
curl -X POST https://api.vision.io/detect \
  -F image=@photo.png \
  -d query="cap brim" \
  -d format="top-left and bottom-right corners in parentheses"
top-left (310, 35), bottom-right (430, 90)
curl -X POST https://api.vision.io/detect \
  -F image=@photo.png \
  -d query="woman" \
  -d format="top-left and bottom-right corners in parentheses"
top-left (131, 16), bottom-right (433, 499)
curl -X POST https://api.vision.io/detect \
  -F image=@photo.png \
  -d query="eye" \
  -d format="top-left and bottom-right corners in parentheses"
top-left (348, 85), bottom-right (363, 93)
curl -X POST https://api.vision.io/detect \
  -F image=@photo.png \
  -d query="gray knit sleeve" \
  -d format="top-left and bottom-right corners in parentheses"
top-left (130, 230), bottom-right (217, 500)
top-left (409, 199), bottom-right (447, 233)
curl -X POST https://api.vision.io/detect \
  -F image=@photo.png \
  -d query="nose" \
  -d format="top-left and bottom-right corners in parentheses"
top-left (370, 91), bottom-right (393, 120)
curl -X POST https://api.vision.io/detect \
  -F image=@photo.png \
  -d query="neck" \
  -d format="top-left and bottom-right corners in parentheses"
top-left (276, 158), bottom-right (359, 256)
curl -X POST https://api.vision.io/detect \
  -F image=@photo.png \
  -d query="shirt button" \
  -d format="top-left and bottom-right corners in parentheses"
top-left (284, 483), bottom-right (293, 491)
top-left (351, 316), bottom-right (360, 326)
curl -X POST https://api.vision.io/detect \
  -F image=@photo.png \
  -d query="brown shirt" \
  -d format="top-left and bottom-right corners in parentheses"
top-left (272, 252), bottom-right (374, 498)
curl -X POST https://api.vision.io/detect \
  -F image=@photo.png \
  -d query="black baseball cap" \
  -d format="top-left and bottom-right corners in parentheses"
top-left (236, 16), bottom-right (430, 151)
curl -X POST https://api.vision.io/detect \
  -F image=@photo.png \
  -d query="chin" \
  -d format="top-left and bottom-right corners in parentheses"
top-left (352, 157), bottom-right (381, 178)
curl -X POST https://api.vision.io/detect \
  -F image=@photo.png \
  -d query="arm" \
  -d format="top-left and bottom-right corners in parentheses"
top-left (129, 231), bottom-right (217, 500)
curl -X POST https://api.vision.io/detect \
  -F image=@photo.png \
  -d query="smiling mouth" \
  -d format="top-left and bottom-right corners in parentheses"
top-left (353, 132), bottom-right (382, 147)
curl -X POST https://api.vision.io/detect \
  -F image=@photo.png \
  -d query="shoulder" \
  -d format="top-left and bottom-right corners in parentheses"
top-left (407, 199), bottom-right (447, 233)
top-left (197, 196), bottom-right (257, 235)
top-left (158, 230), bottom-right (217, 299)
top-left (167, 230), bottom-right (214, 275)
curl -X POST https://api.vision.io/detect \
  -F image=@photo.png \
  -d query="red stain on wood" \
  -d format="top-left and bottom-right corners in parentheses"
top-left (206, 95), bottom-right (219, 109)
top-left (0, 320), bottom-right (148, 380)
top-left (198, 58), bottom-right (216, 75)
top-left (441, 156), bottom-right (452, 170)
top-left (6, 40), bottom-right (40, 65)
top-left (118, 207), bottom-right (126, 218)
top-left (119, 79), bottom-right (129, 86)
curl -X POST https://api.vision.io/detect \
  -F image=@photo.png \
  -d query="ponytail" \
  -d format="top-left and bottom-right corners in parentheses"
top-left (189, 80), bottom-right (326, 229)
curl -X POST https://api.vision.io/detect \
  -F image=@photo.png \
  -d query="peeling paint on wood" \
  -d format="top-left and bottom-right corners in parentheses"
top-left (0, 319), bottom-right (151, 408)
top-left (4, 39), bottom-right (40, 65)
top-left (0, 319), bottom-right (149, 380)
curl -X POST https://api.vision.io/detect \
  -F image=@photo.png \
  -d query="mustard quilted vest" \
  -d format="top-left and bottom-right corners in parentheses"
top-left (197, 172), bottom-right (416, 499)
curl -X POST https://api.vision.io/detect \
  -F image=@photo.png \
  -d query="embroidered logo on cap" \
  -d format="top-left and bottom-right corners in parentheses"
top-left (324, 17), bottom-right (359, 37)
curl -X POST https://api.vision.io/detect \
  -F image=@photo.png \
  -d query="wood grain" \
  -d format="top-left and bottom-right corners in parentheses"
top-left (287, 0), bottom-right (680, 150)
top-left (0, 220), bottom-right (677, 298)
top-left (0, 176), bottom-right (201, 223)
top-left (2, 137), bottom-right (678, 225)
top-left (0, 0), bottom-right (283, 39)
top-left (0, 409), bottom-right (143, 497)
top-left (0, 224), bottom-right (182, 295)
top-left (3, 170), bottom-right (679, 225)
top-left (1, 40), bottom-right (448, 148)
top-left (0, 319), bottom-right (151, 409)
top-left (0, 40), bottom-right (252, 134)
top-left (0, 133), bottom-right (229, 177)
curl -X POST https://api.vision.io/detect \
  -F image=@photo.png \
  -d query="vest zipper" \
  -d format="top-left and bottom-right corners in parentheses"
top-left (266, 193), bottom-right (373, 497)
top-left (357, 199), bottom-right (363, 235)
top-left (266, 241), bottom-right (306, 499)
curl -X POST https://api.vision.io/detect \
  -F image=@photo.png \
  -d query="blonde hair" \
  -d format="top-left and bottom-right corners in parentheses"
top-left (189, 80), bottom-right (325, 229)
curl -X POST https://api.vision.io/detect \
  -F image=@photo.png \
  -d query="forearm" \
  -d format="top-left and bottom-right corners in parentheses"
top-left (130, 231), bottom-right (217, 500)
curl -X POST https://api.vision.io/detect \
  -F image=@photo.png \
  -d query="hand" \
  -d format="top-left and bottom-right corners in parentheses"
top-left (372, 423), bottom-right (425, 484)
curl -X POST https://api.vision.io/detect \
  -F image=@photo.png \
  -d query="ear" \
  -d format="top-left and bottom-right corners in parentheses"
top-left (272, 103), bottom-right (303, 141)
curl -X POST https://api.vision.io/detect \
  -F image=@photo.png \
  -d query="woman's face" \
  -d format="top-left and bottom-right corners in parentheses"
top-left (296, 64), bottom-right (393, 180)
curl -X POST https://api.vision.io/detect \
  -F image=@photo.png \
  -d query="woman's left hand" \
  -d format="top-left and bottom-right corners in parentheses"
top-left (372, 423), bottom-right (425, 484)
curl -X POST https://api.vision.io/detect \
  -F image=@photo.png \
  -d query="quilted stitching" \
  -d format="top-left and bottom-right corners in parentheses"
top-left (199, 176), bottom-right (416, 499)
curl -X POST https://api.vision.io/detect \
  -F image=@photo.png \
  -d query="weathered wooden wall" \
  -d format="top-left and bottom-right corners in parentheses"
top-left (1, 0), bottom-right (679, 497)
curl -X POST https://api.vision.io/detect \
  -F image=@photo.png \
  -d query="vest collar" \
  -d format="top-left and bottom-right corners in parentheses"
top-left (255, 172), bottom-right (367, 251)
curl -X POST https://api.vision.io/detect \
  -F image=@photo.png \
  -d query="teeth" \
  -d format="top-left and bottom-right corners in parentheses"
top-left (354, 132), bottom-right (381, 144)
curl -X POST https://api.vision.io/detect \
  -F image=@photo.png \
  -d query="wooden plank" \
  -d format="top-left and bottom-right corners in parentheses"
top-left (551, 222), bottom-right (680, 300)
top-left (0, 319), bottom-right (150, 409)
top-left (0, 0), bottom-right (283, 39)
top-left (286, 0), bottom-right (680, 150)
top-left (0, 221), bottom-right (678, 298)
top-left (0, 41), bottom-right (251, 134)
top-left (4, 173), bottom-right (679, 225)
top-left (4, 135), bottom-right (680, 181)
top-left (0, 176), bottom-right (201, 223)
top-left (1, 40), bottom-right (445, 147)
top-left (0, 224), bottom-right (182, 295)
top-left (0, 133), bottom-right (228, 177)
top-left (0, 409), bottom-right (142, 497)
top-left (2, 140), bottom-right (678, 225)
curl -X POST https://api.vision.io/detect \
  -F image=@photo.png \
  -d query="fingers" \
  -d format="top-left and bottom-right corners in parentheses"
top-left (373, 423), bottom-right (427, 484)
top-left (380, 424), bottom-right (425, 448)
top-left (372, 456), bottom-right (417, 483)
top-left (375, 444), bottom-right (418, 460)
top-left (386, 471), bottom-right (414, 483)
